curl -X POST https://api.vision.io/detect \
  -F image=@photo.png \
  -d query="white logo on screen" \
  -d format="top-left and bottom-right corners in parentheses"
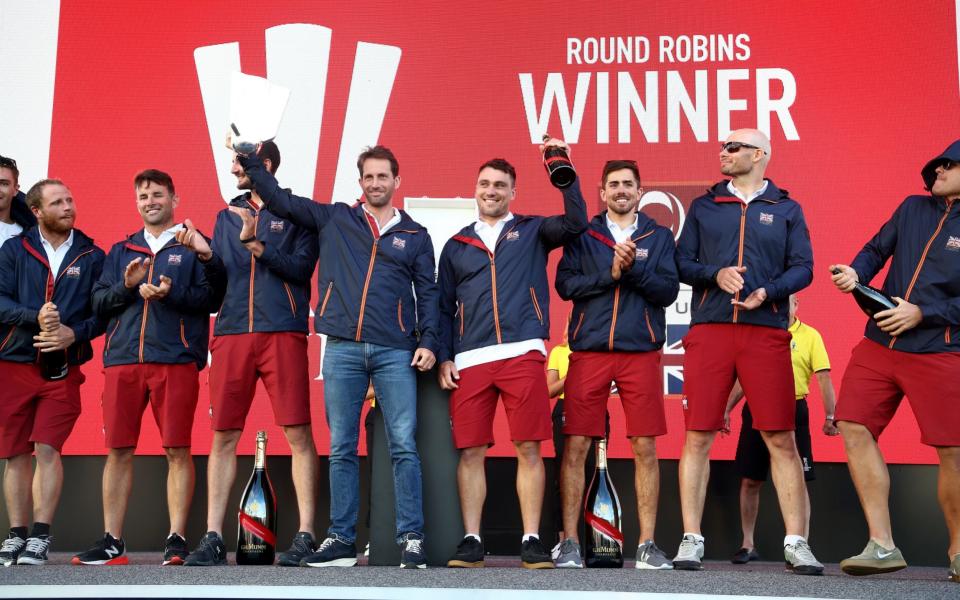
top-left (638, 190), bottom-right (686, 241)
top-left (194, 24), bottom-right (402, 205)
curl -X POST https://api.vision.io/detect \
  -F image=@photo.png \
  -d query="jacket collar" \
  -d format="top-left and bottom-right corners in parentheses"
top-left (708, 179), bottom-right (790, 204)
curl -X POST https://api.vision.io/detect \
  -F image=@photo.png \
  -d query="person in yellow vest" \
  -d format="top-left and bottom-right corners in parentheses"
top-left (723, 294), bottom-right (838, 563)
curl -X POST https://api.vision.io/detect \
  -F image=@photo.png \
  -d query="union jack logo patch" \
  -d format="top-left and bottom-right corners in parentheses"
top-left (392, 237), bottom-right (406, 250)
top-left (637, 248), bottom-right (649, 261)
top-left (759, 212), bottom-right (774, 225)
top-left (946, 236), bottom-right (960, 251)
top-left (270, 220), bottom-right (285, 233)
top-left (64, 265), bottom-right (81, 278)
top-left (505, 230), bottom-right (520, 241)
top-left (167, 254), bottom-right (182, 265)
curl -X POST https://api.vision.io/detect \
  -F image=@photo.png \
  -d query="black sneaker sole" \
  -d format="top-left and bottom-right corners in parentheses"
top-left (277, 556), bottom-right (305, 567)
top-left (183, 558), bottom-right (227, 566)
top-left (300, 557), bottom-right (358, 567)
top-left (788, 564), bottom-right (824, 576)
top-left (673, 560), bottom-right (703, 570)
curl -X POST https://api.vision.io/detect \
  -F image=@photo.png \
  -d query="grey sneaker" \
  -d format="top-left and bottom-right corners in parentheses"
top-left (784, 539), bottom-right (824, 575)
top-left (949, 553), bottom-right (959, 583)
top-left (840, 540), bottom-right (907, 576)
top-left (636, 540), bottom-right (673, 570)
top-left (0, 533), bottom-right (26, 567)
top-left (553, 538), bottom-right (583, 569)
top-left (673, 535), bottom-right (704, 571)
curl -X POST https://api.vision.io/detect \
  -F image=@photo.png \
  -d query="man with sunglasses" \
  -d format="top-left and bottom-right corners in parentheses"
top-left (830, 140), bottom-right (960, 583)
top-left (552, 159), bottom-right (678, 569)
top-left (0, 155), bottom-right (37, 247)
top-left (675, 129), bottom-right (821, 574)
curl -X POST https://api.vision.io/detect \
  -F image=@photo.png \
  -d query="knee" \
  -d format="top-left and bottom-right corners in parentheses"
top-left (109, 448), bottom-right (135, 464)
top-left (761, 431), bottom-right (797, 455)
top-left (459, 446), bottom-right (487, 467)
top-left (937, 446), bottom-right (960, 473)
top-left (838, 421), bottom-right (873, 447)
top-left (630, 436), bottom-right (657, 463)
top-left (514, 441), bottom-right (542, 466)
top-left (210, 430), bottom-right (241, 454)
top-left (165, 447), bottom-right (193, 464)
top-left (33, 443), bottom-right (60, 464)
top-left (562, 436), bottom-right (591, 465)
top-left (742, 478), bottom-right (763, 493)
top-left (283, 425), bottom-right (316, 453)
top-left (684, 431), bottom-right (714, 456)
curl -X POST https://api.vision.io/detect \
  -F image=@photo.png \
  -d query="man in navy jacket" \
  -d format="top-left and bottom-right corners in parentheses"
top-left (177, 142), bottom-right (321, 568)
top-left (0, 179), bottom-right (105, 566)
top-left (231, 142), bottom-right (439, 569)
top-left (831, 140), bottom-right (960, 582)
top-left (674, 129), bottom-right (822, 575)
top-left (437, 138), bottom-right (586, 569)
top-left (72, 170), bottom-right (223, 567)
top-left (553, 159), bottom-right (679, 569)
top-left (0, 155), bottom-right (37, 247)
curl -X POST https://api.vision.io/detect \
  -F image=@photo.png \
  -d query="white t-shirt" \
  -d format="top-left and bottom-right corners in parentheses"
top-left (0, 221), bottom-right (23, 247)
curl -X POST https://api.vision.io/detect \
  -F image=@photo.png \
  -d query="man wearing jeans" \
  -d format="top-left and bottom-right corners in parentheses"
top-left (234, 142), bottom-right (438, 569)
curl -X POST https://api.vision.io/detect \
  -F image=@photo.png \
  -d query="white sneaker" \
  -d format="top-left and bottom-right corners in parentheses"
top-left (673, 534), bottom-right (703, 571)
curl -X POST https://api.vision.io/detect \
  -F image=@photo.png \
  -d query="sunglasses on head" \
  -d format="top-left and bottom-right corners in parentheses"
top-left (720, 141), bottom-right (766, 154)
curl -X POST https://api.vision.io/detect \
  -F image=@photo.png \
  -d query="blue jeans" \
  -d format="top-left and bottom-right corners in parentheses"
top-left (321, 337), bottom-right (423, 544)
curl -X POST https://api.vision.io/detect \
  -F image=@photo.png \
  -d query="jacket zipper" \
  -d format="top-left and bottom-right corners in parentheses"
top-left (105, 319), bottom-right (121, 353)
top-left (138, 259), bottom-right (156, 363)
top-left (282, 282), bottom-right (297, 317)
top-left (247, 210), bottom-right (260, 333)
top-left (608, 285), bottom-right (621, 351)
top-left (572, 313), bottom-right (585, 340)
top-left (458, 301), bottom-right (465, 338)
top-left (319, 282), bottom-right (333, 317)
top-left (179, 319), bottom-right (190, 348)
top-left (946, 327), bottom-right (952, 345)
top-left (490, 257), bottom-right (502, 343)
top-left (644, 308), bottom-right (656, 343)
top-left (732, 203), bottom-right (747, 323)
top-left (355, 240), bottom-right (379, 341)
top-left (529, 287), bottom-right (543, 324)
top-left (0, 326), bottom-right (14, 352)
top-left (397, 299), bottom-right (405, 333)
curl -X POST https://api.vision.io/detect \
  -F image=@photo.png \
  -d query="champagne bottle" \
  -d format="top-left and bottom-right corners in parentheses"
top-left (39, 349), bottom-right (68, 381)
top-left (542, 133), bottom-right (576, 189)
top-left (236, 431), bottom-right (277, 565)
top-left (583, 438), bottom-right (623, 568)
top-left (831, 268), bottom-right (897, 317)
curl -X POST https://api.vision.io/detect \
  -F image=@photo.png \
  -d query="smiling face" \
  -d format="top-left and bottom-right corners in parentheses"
top-left (475, 166), bottom-right (515, 221)
top-left (602, 168), bottom-right (641, 216)
top-left (719, 129), bottom-right (769, 177)
top-left (0, 166), bottom-right (19, 219)
top-left (359, 157), bottom-right (400, 208)
top-left (136, 180), bottom-right (178, 230)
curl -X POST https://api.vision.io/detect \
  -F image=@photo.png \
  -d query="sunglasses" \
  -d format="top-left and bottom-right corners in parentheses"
top-left (720, 142), bottom-right (767, 154)
top-left (0, 156), bottom-right (16, 169)
top-left (938, 160), bottom-right (959, 171)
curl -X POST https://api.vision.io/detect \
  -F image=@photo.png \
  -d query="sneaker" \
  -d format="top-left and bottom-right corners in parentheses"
top-left (840, 540), bottom-right (907, 576)
top-left (949, 553), bottom-right (959, 583)
top-left (673, 534), bottom-right (704, 571)
top-left (784, 539), bottom-right (824, 575)
top-left (16, 535), bottom-right (52, 565)
top-left (0, 533), bottom-right (26, 567)
top-left (636, 540), bottom-right (673, 570)
top-left (731, 547), bottom-right (760, 564)
top-left (520, 537), bottom-right (554, 569)
top-left (553, 538), bottom-right (583, 569)
top-left (183, 531), bottom-right (227, 566)
top-left (447, 536), bottom-right (484, 568)
top-left (400, 533), bottom-right (426, 569)
top-left (72, 533), bottom-right (128, 566)
top-left (278, 532), bottom-right (316, 567)
top-left (162, 533), bottom-right (188, 566)
top-left (300, 536), bottom-right (357, 567)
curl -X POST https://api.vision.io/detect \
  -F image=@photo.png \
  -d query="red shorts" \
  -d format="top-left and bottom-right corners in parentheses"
top-left (681, 323), bottom-right (795, 431)
top-left (563, 351), bottom-right (667, 438)
top-left (0, 361), bottom-right (84, 458)
top-left (209, 332), bottom-right (311, 431)
top-left (449, 351), bottom-right (552, 448)
top-left (102, 363), bottom-right (200, 448)
top-left (836, 338), bottom-right (960, 446)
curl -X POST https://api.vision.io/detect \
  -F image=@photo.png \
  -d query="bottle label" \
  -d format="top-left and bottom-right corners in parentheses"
top-left (238, 512), bottom-right (276, 545)
top-left (584, 512), bottom-right (623, 549)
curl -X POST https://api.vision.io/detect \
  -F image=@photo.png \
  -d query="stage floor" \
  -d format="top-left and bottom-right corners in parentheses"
top-left (0, 554), bottom-right (955, 599)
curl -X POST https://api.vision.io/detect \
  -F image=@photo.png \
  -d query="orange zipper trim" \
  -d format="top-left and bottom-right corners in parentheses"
top-left (319, 282), bottom-right (333, 317)
top-left (0, 326), bottom-right (14, 352)
top-left (732, 203), bottom-right (747, 323)
top-left (608, 285), bottom-right (621, 350)
top-left (459, 301), bottom-right (465, 338)
top-left (946, 327), bottom-right (952, 345)
top-left (891, 199), bottom-right (954, 349)
top-left (138, 260), bottom-right (156, 363)
top-left (529, 287), bottom-right (543, 323)
top-left (179, 319), bottom-right (189, 348)
top-left (282, 282), bottom-right (297, 316)
top-left (247, 211), bottom-right (260, 333)
top-left (490, 258), bottom-right (502, 343)
top-left (397, 299), bottom-right (406, 333)
top-left (572, 313), bottom-right (585, 340)
top-left (104, 320), bottom-right (121, 353)
top-left (355, 240), bottom-right (379, 341)
top-left (644, 308), bottom-right (656, 343)
top-left (698, 288), bottom-right (708, 308)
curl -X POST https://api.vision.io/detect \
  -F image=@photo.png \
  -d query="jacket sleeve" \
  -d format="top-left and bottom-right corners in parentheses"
top-left (918, 298), bottom-right (960, 326)
top-left (238, 153), bottom-right (334, 232)
top-left (161, 241), bottom-right (227, 315)
top-left (436, 241), bottom-right (458, 364)
top-left (762, 204), bottom-right (814, 301)
top-left (555, 239), bottom-right (617, 301)
top-left (70, 250), bottom-right (108, 343)
top-left (411, 232), bottom-right (440, 354)
top-left (676, 200), bottom-right (721, 287)
top-left (621, 228), bottom-right (681, 307)
top-left (0, 241), bottom-right (39, 327)
top-left (91, 246), bottom-right (141, 318)
top-left (256, 224), bottom-right (319, 285)
top-left (538, 178), bottom-right (588, 250)
top-left (849, 200), bottom-right (903, 286)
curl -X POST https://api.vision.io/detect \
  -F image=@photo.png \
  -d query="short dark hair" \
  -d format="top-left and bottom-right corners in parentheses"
top-left (478, 158), bottom-right (516, 185)
top-left (0, 155), bottom-right (19, 182)
top-left (357, 145), bottom-right (399, 177)
top-left (134, 169), bottom-right (175, 195)
top-left (257, 140), bottom-right (281, 174)
top-left (601, 160), bottom-right (640, 187)
top-left (25, 179), bottom-right (66, 210)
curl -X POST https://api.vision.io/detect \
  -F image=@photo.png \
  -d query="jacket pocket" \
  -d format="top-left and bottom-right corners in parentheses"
top-left (644, 308), bottom-right (657, 344)
top-left (282, 282), bottom-right (297, 317)
top-left (319, 281), bottom-right (334, 317)
top-left (179, 319), bottom-right (190, 349)
top-left (697, 288), bottom-right (709, 308)
top-left (0, 325), bottom-right (15, 352)
top-left (529, 287), bottom-right (543, 324)
top-left (946, 326), bottom-right (953, 345)
top-left (458, 301), bottom-right (465, 339)
top-left (104, 319), bottom-right (121, 354)
top-left (397, 299), bottom-right (406, 333)
top-left (572, 313), bottom-right (585, 341)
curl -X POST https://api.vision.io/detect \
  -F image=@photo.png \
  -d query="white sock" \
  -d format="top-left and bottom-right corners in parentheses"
top-left (784, 534), bottom-right (805, 547)
top-left (465, 533), bottom-right (481, 542)
top-left (682, 532), bottom-right (704, 543)
top-left (522, 533), bottom-right (539, 543)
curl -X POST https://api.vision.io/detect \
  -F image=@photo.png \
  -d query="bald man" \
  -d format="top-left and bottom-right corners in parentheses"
top-left (673, 129), bottom-right (821, 574)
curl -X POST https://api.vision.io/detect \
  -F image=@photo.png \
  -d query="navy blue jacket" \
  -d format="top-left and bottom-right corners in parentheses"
top-left (238, 153), bottom-right (439, 353)
top-left (677, 180), bottom-right (813, 329)
top-left (850, 140), bottom-right (960, 353)
top-left (0, 227), bottom-right (105, 365)
top-left (92, 230), bottom-right (225, 369)
top-left (557, 212), bottom-right (679, 352)
top-left (208, 194), bottom-right (318, 336)
top-left (437, 179), bottom-right (588, 363)
top-left (11, 191), bottom-right (37, 230)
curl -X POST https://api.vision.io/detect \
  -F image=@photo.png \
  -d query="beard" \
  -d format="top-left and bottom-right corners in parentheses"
top-left (40, 212), bottom-right (74, 234)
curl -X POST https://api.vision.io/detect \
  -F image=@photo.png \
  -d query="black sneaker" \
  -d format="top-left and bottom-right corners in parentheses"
top-left (162, 533), bottom-right (188, 566)
top-left (447, 536), bottom-right (483, 568)
top-left (277, 532), bottom-right (316, 567)
top-left (520, 537), bottom-right (554, 569)
top-left (184, 531), bottom-right (227, 566)
top-left (71, 533), bottom-right (127, 566)
top-left (0, 533), bottom-right (26, 567)
top-left (300, 536), bottom-right (357, 567)
top-left (400, 533), bottom-right (426, 569)
top-left (16, 535), bottom-right (52, 565)
top-left (731, 547), bottom-right (760, 564)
